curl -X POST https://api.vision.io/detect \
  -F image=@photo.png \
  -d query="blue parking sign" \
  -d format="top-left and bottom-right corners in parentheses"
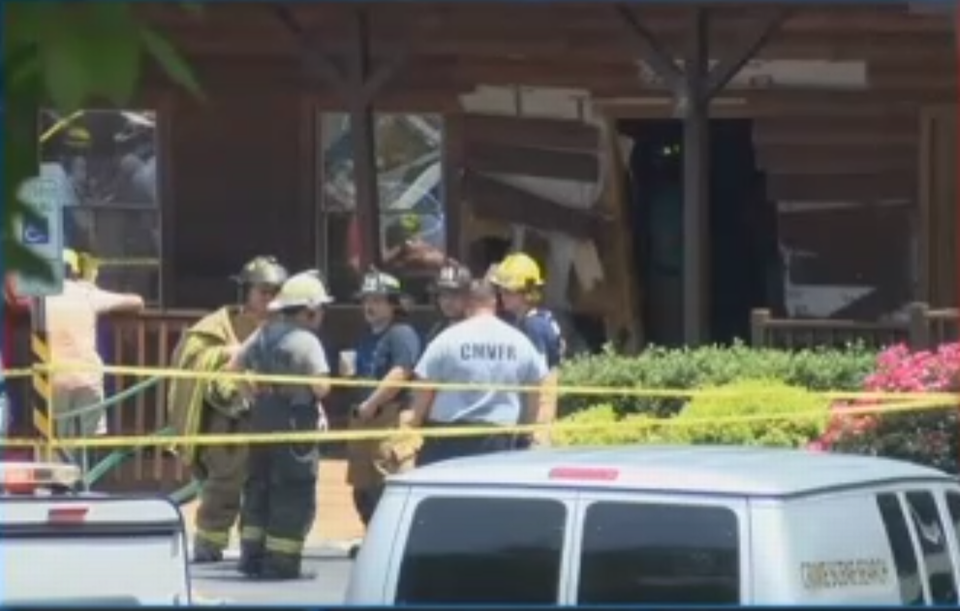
top-left (22, 219), bottom-right (50, 245)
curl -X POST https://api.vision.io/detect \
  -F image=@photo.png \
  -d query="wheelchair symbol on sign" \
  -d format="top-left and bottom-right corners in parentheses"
top-left (22, 220), bottom-right (50, 245)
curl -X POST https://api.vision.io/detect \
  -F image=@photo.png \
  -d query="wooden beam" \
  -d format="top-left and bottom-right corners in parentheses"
top-left (461, 114), bottom-right (600, 152)
top-left (705, 9), bottom-right (792, 99)
top-left (464, 141), bottom-right (600, 182)
top-left (753, 117), bottom-right (917, 147)
top-left (755, 144), bottom-right (918, 175)
top-left (767, 172), bottom-right (917, 201)
top-left (464, 171), bottom-right (607, 241)
top-left (613, 4), bottom-right (683, 94)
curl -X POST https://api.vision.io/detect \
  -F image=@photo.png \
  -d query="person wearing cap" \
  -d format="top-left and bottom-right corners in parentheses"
top-left (231, 270), bottom-right (333, 580)
top-left (167, 256), bottom-right (288, 564)
top-left (45, 248), bottom-right (144, 441)
top-left (410, 278), bottom-right (550, 465)
top-left (488, 252), bottom-right (565, 447)
top-left (346, 268), bottom-right (423, 545)
top-left (424, 260), bottom-right (472, 345)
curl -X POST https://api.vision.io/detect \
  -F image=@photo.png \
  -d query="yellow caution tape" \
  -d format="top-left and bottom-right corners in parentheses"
top-left (0, 396), bottom-right (953, 449)
top-left (86, 257), bottom-right (161, 268)
top-left (1, 362), bottom-right (954, 403)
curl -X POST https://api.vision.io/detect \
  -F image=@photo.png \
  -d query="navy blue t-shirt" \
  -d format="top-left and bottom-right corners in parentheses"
top-left (514, 309), bottom-right (563, 369)
top-left (355, 322), bottom-right (422, 405)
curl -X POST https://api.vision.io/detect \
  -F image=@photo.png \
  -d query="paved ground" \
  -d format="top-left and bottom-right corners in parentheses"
top-left (181, 459), bottom-right (364, 545)
top-left (183, 459), bottom-right (360, 604)
top-left (191, 547), bottom-right (353, 605)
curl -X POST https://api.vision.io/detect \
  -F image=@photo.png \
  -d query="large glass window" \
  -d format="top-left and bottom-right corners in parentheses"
top-left (395, 497), bottom-right (565, 604)
top-left (578, 502), bottom-right (740, 604)
top-left (876, 493), bottom-right (924, 605)
top-left (38, 109), bottom-right (161, 305)
top-left (318, 113), bottom-right (446, 302)
top-left (904, 491), bottom-right (958, 604)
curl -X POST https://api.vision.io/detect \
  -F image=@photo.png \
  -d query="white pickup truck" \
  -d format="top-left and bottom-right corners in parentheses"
top-left (0, 461), bottom-right (192, 606)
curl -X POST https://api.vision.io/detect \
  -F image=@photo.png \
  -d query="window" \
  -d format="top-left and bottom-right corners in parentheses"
top-left (395, 497), bottom-right (565, 604)
top-left (904, 491), bottom-right (958, 604)
top-left (876, 493), bottom-right (924, 605)
top-left (38, 109), bottom-right (162, 305)
top-left (318, 113), bottom-right (446, 302)
top-left (947, 492), bottom-right (960, 550)
top-left (578, 502), bottom-right (739, 605)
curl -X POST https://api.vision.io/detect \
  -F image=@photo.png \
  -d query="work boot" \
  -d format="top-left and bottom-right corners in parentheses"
top-left (237, 541), bottom-right (265, 577)
top-left (192, 538), bottom-right (224, 564)
top-left (259, 552), bottom-right (316, 581)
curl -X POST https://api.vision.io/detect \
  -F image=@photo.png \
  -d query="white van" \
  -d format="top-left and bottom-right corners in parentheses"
top-left (0, 462), bottom-right (192, 606)
top-left (346, 446), bottom-right (960, 605)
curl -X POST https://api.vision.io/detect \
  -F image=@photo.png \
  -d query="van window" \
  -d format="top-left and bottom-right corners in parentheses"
top-left (904, 491), bottom-right (958, 604)
top-left (577, 502), bottom-right (739, 604)
top-left (876, 493), bottom-right (924, 605)
top-left (395, 497), bottom-right (566, 604)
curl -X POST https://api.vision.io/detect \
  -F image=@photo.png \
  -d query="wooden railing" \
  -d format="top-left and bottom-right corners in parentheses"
top-left (4, 306), bottom-right (437, 493)
top-left (750, 303), bottom-right (959, 350)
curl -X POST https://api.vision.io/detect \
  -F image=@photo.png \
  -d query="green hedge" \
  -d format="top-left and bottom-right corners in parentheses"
top-left (558, 342), bottom-right (875, 418)
top-left (554, 380), bottom-right (831, 449)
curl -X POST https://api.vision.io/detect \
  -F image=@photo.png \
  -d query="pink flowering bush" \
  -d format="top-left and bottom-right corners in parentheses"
top-left (814, 343), bottom-right (960, 473)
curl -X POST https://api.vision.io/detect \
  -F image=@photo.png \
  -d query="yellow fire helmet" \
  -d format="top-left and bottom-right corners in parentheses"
top-left (489, 252), bottom-right (544, 292)
top-left (64, 126), bottom-right (92, 150)
top-left (267, 270), bottom-right (334, 312)
top-left (62, 249), bottom-right (80, 276)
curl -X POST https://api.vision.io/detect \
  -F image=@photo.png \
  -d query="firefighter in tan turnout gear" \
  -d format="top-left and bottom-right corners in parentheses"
top-left (167, 256), bottom-right (288, 563)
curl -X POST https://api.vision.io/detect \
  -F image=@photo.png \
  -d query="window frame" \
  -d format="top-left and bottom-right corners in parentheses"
top-left (387, 487), bottom-right (579, 605)
top-left (37, 108), bottom-right (164, 306)
top-left (315, 111), bottom-right (448, 303)
top-left (571, 492), bottom-right (750, 605)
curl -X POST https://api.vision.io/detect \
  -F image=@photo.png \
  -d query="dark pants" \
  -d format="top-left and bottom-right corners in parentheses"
top-left (239, 399), bottom-right (319, 579)
top-left (352, 487), bottom-right (383, 528)
top-left (417, 422), bottom-right (520, 467)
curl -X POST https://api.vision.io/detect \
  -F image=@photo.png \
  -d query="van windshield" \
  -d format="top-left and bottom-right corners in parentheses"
top-left (395, 497), bottom-right (566, 604)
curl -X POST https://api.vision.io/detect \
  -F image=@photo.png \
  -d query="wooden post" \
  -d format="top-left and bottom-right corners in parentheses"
top-left (750, 309), bottom-right (771, 348)
top-left (907, 302), bottom-right (930, 350)
top-left (614, 5), bottom-right (789, 345)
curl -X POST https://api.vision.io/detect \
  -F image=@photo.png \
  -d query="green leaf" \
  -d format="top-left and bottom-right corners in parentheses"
top-left (39, 22), bottom-right (91, 112)
top-left (82, 4), bottom-right (142, 104)
top-left (139, 27), bottom-right (204, 100)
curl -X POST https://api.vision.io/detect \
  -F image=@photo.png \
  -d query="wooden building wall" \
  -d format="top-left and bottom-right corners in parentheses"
top-left (136, 2), bottom-right (956, 335)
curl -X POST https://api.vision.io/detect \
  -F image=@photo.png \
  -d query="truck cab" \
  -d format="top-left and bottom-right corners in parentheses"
top-left (346, 446), bottom-right (960, 605)
top-left (0, 461), bottom-right (192, 606)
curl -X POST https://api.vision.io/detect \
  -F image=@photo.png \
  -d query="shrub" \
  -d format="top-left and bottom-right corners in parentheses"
top-left (553, 380), bottom-right (830, 449)
top-left (559, 342), bottom-right (874, 418)
top-left (817, 343), bottom-right (960, 473)
top-left (552, 404), bottom-right (681, 447)
top-left (674, 379), bottom-right (830, 448)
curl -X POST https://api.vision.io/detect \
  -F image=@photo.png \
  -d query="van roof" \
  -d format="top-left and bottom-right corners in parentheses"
top-left (392, 445), bottom-right (955, 498)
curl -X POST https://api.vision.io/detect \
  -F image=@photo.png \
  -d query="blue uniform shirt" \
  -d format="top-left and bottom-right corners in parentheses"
top-left (355, 322), bottom-right (421, 405)
top-left (515, 308), bottom-right (564, 369)
top-left (415, 313), bottom-right (548, 425)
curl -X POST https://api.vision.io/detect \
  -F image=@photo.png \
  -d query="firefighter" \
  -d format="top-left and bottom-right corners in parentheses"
top-left (233, 270), bottom-right (334, 580)
top-left (488, 252), bottom-right (564, 447)
top-left (347, 269), bottom-right (422, 543)
top-left (424, 260), bottom-right (472, 345)
top-left (411, 279), bottom-right (550, 466)
top-left (167, 256), bottom-right (288, 563)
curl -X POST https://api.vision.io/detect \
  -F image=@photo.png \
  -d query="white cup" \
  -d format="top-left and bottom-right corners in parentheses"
top-left (340, 350), bottom-right (357, 378)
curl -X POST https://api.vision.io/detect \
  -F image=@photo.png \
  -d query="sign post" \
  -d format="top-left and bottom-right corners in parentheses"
top-left (14, 168), bottom-right (65, 462)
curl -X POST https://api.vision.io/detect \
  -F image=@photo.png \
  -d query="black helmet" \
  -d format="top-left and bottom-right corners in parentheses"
top-left (357, 267), bottom-right (402, 298)
top-left (432, 260), bottom-right (472, 292)
top-left (232, 256), bottom-right (288, 287)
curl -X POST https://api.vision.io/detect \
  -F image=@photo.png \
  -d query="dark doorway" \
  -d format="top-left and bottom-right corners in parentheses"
top-left (619, 119), bottom-right (784, 346)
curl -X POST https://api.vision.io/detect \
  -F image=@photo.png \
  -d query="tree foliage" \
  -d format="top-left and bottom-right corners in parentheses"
top-left (3, 2), bottom-right (202, 277)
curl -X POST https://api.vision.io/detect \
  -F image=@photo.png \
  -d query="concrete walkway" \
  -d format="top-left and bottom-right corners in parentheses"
top-left (181, 459), bottom-right (364, 546)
